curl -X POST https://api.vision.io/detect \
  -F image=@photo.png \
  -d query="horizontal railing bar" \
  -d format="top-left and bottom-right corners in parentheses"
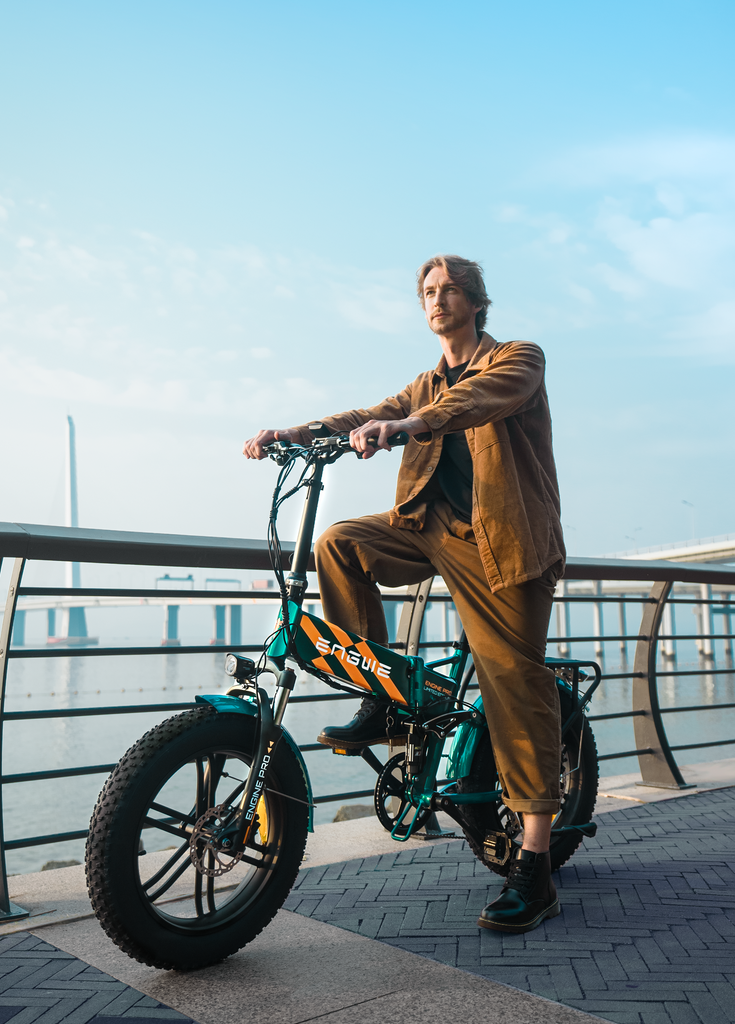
top-left (5, 525), bottom-right (735, 584)
top-left (4, 703), bottom-right (197, 721)
top-left (15, 588), bottom-right (735, 606)
top-left (547, 635), bottom-right (647, 643)
top-left (17, 587), bottom-right (413, 604)
top-left (12, 634), bottom-right (735, 658)
top-left (660, 702), bottom-right (735, 715)
top-left (0, 523), bottom-right (305, 571)
top-left (7, 645), bottom-right (262, 659)
top-left (288, 693), bottom-right (359, 704)
top-left (312, 789), bottom-right (374, 805)
top-left (4, 830), bottom-right (89, 851)
top-left (597, 748), bottom-right (654, 761)
top-left (299, 743), bottom-right (331, 752)
top-left (656, 667), bottom-right (735, 678)
top-left (548, 633), bottom-right (735, 643)
top-left (10, 641), bottom-right (451, 657)
top-left (658, 633), bottom-right (735, 641)
top-left (588, 710), bottom-right (645, 721)
top-left (1, 764), bottom-right (117, 785)
top-left (669, 738), bottom-right (735, 752)
top-left (595, 672), bottom-right (644, 680)
top-left (555, 597), bottom-right (655, 604)
top-left (18, 587), bottom-right (320, 601)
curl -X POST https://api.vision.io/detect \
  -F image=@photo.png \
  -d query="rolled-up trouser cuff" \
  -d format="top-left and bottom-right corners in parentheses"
top-left (504, 798), bottom-right (561, 815)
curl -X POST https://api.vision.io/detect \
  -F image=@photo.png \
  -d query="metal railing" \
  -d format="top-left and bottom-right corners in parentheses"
top-left (2, 522), bottom-right (735, 920)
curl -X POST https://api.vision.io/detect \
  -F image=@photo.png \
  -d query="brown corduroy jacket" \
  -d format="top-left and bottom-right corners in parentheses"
top-left (295, 333), bottom-right (565, 592)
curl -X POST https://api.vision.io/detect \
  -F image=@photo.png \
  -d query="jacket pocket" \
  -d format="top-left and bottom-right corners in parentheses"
top-left (401, 438), bottom-right (423, 464)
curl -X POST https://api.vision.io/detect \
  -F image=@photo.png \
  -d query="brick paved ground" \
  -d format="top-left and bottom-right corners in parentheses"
top-left (284, 786), bottom-right (735, 1024)
top-left (0, 933), bottom-right (194, 1024)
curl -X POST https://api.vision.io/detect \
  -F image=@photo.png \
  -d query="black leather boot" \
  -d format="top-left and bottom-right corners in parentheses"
top-left (317, 698), bottom-right (407, 750)
top-left (477, 847), bottom-right (560, 933)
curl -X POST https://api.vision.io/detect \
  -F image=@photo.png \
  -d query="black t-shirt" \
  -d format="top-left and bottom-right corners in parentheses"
top-left (435, 361), bottom-right (473, 523)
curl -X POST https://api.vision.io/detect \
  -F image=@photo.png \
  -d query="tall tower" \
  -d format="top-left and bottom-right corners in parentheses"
top-left (49, 416), bottom-right (90, 642)
top-left (65, 415), bottom-right (82, 589)
top-left (65, 415), bottom-right (88, 639)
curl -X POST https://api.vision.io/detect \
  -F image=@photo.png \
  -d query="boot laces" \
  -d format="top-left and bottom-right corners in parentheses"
top-left (354, 698), bottom-right (381, 723)
top-left (503, 854), bottom-right (537, 898)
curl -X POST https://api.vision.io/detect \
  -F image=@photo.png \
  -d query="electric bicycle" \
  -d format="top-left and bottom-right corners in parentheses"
top-left (85, 426), bottom-right (600, 970)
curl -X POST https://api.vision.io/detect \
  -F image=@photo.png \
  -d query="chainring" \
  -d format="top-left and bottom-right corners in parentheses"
top-left (374, 752), bottom-right (432, 836)
top-left (189, 804), bottom-right (245, 877)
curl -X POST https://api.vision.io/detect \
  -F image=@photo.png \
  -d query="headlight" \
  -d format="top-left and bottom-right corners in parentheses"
top-left (224, 654), bottom-right (238, 676)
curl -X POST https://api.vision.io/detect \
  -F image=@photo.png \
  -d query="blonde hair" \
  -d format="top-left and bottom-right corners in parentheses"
top-left (416, 254), bottom-right (491, 332)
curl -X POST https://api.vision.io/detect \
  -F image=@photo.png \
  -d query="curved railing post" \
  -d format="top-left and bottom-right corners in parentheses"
top-left (0, 557), bottom-right (30, 919)
top-left (394, 577), bottom-right (433, 656)
top-left (632, 580), bottom-right (693, 790)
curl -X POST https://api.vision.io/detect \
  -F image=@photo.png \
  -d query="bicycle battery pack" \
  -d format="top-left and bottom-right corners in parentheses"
top-left (267, 603), bottom-right (459, 713)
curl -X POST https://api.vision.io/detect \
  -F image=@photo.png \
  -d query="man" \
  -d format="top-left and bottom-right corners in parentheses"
top-left (243, 255), bottom-right (565, 933)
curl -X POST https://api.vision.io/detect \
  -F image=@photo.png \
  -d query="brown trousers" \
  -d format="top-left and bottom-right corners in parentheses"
top-left (314, 500), bottom-right (562, 814)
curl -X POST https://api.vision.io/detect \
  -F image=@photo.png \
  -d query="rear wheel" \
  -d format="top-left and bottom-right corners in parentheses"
top-left (86, 707), bottom-right (309, 970)
top-left (456, 686), bottom-right (598, 875)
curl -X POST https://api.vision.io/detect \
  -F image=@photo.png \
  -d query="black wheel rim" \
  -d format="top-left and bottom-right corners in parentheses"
top-left (134, 745), bottom-right (282, 931)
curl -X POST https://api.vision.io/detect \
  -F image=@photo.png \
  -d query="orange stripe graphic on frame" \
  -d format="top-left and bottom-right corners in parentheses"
top-left (327, 622), bottom-right (398, 698)
top-left (323, 623), bottom-right (373, 692)
top-left (300, 616), bottom-right (372, 692)
top-left (354, 640), bottom-right (408, 705)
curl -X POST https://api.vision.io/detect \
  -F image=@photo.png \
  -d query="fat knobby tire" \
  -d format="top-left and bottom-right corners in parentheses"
top-left (86, 707), bottom-right (309, 970)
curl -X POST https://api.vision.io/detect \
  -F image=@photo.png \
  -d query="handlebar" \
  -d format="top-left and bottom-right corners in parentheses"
top-left (367, 431), bottom-right (409, 448)
top-left (263, 430), bottom-right (409, 463)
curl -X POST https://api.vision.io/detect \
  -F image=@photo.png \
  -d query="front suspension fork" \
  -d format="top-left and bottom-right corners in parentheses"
top-left (232, 668), bottom-right (295, 850)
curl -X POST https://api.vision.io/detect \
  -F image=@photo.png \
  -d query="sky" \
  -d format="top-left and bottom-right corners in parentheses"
top-left (1, 0), bottom-right (734, 559)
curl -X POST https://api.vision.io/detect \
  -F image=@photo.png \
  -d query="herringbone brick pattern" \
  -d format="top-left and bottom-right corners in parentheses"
top-left (285, 787), bottom-right (735, 1024)
top-left (0, 933), bottom-right (194, 1024)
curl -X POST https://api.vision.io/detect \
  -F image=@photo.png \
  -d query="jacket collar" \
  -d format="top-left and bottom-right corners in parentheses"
top-left (432, 332), bottom-right (499, 383)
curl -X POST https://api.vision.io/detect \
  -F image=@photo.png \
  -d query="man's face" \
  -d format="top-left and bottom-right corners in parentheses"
top-left (422, 266), bottom-right (480, 336)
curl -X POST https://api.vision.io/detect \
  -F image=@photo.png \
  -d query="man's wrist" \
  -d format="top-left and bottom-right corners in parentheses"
top-left (405, 416), bottom-right (429, 436)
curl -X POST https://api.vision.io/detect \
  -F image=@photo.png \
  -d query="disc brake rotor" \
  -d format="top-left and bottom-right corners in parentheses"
top-left (189, 804), bottom-right (245, 877)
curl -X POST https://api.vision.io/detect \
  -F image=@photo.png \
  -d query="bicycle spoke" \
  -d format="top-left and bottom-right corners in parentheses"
top-left (206, 852), bottom-right (216, 913)
top-left (147, 853), bottom-right (194, 903)
top-left (195, 757), bottom-right (206, 817)
top-left (143, 816), bottom-right (191, 842)
top-left (382, 776), bottom-right (405, 797)
top-left (205, 753), bottom-right (227, 807)
top-left (194, 857), bottom-right (204, 917)
top-left (149, 801), bottom-right (197, 825)
top-left (142, 842), bottom-right (189, 892)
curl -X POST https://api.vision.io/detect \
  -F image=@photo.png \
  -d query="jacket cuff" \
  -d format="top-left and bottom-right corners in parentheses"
top-left (290, 424), bottom-right (315, 445)
top-left (413, 403), bottom-right (457, 442)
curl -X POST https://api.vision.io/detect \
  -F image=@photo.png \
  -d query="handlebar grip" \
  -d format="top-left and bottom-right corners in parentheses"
top-left (366, 431), bottom-right (410, 449)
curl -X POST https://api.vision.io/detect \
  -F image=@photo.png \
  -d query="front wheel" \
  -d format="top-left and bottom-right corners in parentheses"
top-left (456, 687), bottom-right (598, 876)
top-left (86, 707), bottom-right (309, 970)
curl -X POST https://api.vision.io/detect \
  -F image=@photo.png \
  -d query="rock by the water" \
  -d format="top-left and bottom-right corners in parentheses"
top-left (41, 859), bottom-right (81, 871)
top-left (332, 804), bottom-right (374, 822)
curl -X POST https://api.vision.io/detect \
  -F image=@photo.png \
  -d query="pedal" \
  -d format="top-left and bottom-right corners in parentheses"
top-left (483, 830), bottom-right (512, 867)
top-left (331, 746), bottom-right (363, 757)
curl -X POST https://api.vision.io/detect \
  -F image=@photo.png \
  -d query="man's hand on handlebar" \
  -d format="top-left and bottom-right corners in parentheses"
top-left (243, 429), bottom-right (298, 460)
top-left (350, 416), bottom-right (428, 459)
